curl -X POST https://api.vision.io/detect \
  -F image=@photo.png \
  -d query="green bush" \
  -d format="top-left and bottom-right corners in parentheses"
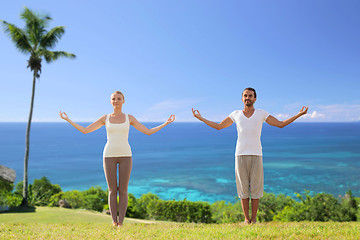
top-left (0, 180), bottom-right (21, 208)
top-left (81, 186), bottom-right (107, 212)
top-left (1, 180), bottom-right (21, 208)
top-left (273, 191), bottom-right (356, 222)
top-left (0, 180), bottom-right (16, 207)
top-left (7, 176), bottom-right (359, 223)
top-left (339, 190), bottom-right (358, 221)
top-left (31, 177), bottom-right (62, 206)
top-left (126, 193), bottom-right (139, 218)
top-left (136, 192), bottom-right (159, 219)
top-left (48, 192), bottom-right (64, 207)
top-left (103, 203), bottom-right (109, 211)
top-left (125, 192), bottom-right (160, 219)
top-left (48, 186), bottom-right (107, 212)
top-left (258, 192), bottom-right (294, 222)
top-left (14, 177), bottom-right (62, 206)
top-left (62, 190), bottom-right (84, 209)
top-left (0, 180), bottom-right (13, 194)
top-left (147, 199), bottom-right (212, 223)
top-left (5, 194), bottom-right (22, 207)
top-left (14, 181), bottom-right (23, 196)
top-left (355, 197), bottom-right (360, 222)
top-left (210, 200), bottom-right (244, 223)
top-left (184, 199), bottom-right (213, 223)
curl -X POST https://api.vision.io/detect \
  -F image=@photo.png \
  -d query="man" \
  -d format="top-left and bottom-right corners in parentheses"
top-left (192, 87), bottom-right (308, 224)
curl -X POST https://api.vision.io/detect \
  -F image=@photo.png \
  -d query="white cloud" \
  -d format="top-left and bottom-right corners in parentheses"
top-left (275, 104), bottom-right (360, 122)
top-left (315, 105), bottom-right (360, 122)
top-left (303, 111), bottom-right (325, 119)
top-left (316, 104), bottom-right (360, 113)
top-left (275, 114), bottom-right (290, 119)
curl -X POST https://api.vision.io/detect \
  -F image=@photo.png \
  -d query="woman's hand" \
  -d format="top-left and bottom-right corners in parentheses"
top-left (166, 115), bottom-right (175, 124)
top-left (192, 108), bottom-right (202, 119)
top-left (59, 111), bottom-right (69, 121)
top-left (130, 114), bottom-right (175, 135)
top-left (59, 112), bottom-right (106, 134)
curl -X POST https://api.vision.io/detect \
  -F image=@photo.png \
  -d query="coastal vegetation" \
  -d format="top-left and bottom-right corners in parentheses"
top-left (1, 177), bottom-right (359, 223)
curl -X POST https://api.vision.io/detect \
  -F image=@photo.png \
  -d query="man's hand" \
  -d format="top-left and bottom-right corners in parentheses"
top-left (298, 106), bottom-right (309, 116)
top-left (192, 108), bottom-right (202, 119)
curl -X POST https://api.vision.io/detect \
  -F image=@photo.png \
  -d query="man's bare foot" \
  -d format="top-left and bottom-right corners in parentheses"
top-left (117, 222), bottom-right (123, 227)
top-left (112, 222), bottom-right (117, 227)
top-left (244, 219), bottom-right (251, 225)
top-left (251, 219), bottom-right (257, 224)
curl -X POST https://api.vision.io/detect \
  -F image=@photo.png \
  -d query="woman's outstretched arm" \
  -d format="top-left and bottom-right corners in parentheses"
top-left (59, 111), bottom-right (106, 134)
top-left (129, 114), bottom-right (175, 135)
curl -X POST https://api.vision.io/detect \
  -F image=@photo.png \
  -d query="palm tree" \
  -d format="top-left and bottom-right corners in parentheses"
top-left (1, 7), bottom-right (76, 206)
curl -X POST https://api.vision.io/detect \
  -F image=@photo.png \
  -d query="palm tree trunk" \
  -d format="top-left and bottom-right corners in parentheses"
top-left (20, 69), bottom-right (37, 207)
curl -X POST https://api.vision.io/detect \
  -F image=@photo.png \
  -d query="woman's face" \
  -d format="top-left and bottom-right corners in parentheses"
top-left (110, 93), bottom-right (125, 107)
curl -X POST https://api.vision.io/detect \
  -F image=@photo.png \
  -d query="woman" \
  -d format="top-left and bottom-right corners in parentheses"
top-left (60, 91), bottom-right (175, 227)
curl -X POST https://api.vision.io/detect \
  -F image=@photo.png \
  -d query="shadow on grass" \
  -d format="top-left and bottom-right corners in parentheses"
top-left (0, 205), bottom-right (36, 214)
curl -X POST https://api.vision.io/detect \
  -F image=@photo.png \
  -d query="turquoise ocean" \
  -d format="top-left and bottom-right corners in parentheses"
top-left (1, 122), bottom-right (359, 202)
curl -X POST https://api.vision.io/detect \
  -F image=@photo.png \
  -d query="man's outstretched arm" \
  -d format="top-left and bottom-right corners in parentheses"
top-left (266, 106), bottom-right (308, 128)
top-left (192, 108), bottom-right (233, 130)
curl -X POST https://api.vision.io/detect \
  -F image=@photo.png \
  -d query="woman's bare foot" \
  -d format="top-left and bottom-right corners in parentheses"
top-left (117, 222), bottom-right (123, 227)
top-left (244, 219), bottom-right (251, 225)
top-left (112, 222), bottom-right (118, 227)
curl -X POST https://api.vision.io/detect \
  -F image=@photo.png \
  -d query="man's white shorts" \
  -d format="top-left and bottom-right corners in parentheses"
top-left (235, 155), bottom-right (264, 199)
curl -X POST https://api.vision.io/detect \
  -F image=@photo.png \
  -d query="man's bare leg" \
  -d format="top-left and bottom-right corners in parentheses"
top-left (251, 198), bottom-right (259, 223)
top-left (241, 198), bottom-right (251, 224)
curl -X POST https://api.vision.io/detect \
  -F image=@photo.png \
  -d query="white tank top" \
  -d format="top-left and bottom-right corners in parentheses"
top-left (103, 114), bottom-right (132, 157)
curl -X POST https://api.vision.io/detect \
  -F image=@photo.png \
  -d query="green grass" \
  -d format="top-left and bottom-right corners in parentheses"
top-left (0, 206), bottom-right (152, 224)
top-left (1, 207), bottom-right (359, 239)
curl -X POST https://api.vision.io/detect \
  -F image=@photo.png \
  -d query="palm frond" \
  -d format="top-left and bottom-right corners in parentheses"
top-left (0, 20), bottom-right (33, 54)
top-left (42, 50), bottom-right (76, 63)
top-left (20, 7), bottom-right (51, 47)
top-left (39, 26), bottom-right (65, 49)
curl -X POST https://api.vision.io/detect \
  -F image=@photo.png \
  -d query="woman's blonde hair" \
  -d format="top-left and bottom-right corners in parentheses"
top-left (111, 91), bottom-right (125, 100)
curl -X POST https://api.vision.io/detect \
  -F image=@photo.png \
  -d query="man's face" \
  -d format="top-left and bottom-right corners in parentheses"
top-left (242, 90), bottom-right (256, 107)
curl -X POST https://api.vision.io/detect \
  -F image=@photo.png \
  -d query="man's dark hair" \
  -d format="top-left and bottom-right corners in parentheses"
top-left (243, 87), bottom-right (257, 98)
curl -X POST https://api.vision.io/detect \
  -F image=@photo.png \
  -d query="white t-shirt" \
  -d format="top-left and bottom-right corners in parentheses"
top-left (229, 109), bottom-right (269, 156)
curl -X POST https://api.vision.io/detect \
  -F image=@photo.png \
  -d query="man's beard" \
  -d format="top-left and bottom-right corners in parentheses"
top-left (245, 100), bottom-right (253, 107)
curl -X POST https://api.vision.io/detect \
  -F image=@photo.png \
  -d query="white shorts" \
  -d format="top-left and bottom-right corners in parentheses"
top-left (235, 155), bottom-right (264, 199)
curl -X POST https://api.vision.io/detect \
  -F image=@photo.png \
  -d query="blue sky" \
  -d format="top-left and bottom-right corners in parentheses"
top-left (1, 0), bottom-right (359, 122)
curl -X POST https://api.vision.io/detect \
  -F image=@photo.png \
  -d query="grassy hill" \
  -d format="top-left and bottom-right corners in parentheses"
top-left (1, 207), bottom-right (359, 239)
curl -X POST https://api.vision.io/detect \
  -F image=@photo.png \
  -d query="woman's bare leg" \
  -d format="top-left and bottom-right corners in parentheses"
top-left (118, 157), bottom-right (132, 225)
top-left (103, 157), bottom-right (118, 224)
